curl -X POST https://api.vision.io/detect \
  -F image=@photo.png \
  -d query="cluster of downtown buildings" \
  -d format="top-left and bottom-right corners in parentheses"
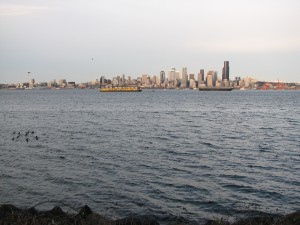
top-left (101, 61), bottom-right (237, 89)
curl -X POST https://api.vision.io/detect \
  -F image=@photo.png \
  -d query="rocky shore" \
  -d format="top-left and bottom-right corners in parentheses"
top-left (0, 204), bottom-right (299, 225)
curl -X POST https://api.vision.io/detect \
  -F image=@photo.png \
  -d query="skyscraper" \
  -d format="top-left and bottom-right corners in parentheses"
top-left (198, 69), bottom-right (205, 82)
top-left (142, 75), bottom-right (148, 84)
top-left (100, 76), bottom-right (105, 86)
top-left (207, 74), bottom-right (213, 87)
top-left (181, 67), bottom-right (187, 88)
top-left (168, 68), bottom-right (176, 81)
top-left (207, 70), bottom-right (216, 87)
top-left (222, 61), bottom-right (229, 81)
top-left (152, 76), bottom-right (156, 85)
top-left (159, 71), bottom-right (165, 85)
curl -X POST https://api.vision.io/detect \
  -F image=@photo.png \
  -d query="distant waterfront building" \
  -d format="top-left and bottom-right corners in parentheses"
top-left (198, 70), bottom-right (204, 81)
top-left (39, 82), bottom-right (48, 87)
top-left (175, 71), bottom-right (180, 80)
top-left (235, 77), bottom-right (241, 86)
top-left (198, 69), bottom-right (205, 85)
top-left (58, 79), bottom-right (66, 86)
top-left (207, 71), bottom-right (215, 87)
top-left (207, 75), bottom-right (213, 87)
top-left (189, 79), bottom-right (196, 89)
top-left (159, 71), bottom-right (165, 85)
top-left (168, 68), bottom-right (176, 81)
top-left (67, 82), bottom-right (76, 88)
top-left (100, 76), bottom-right (105, 86)
top-left (142, 75), bottom-right (148, 84)
top-left (112, 77), bottom-right (119, 86)
top-left (29, 79), bottom-right (35, 88)
top-left (91, 79), bottom-right (99, 85)
top-left (48, 80), bottom-right (58, 88)
top-left (222, 61), bottom-right (229, 81)
top-left (181, 67), bottom-right (187, 88)
top-left (213, 71), bottom-right (218, 86)
top-left (152, 75), bottom-right (157, 85)
top-left (146, 76), bottom-right (151, 85)
top-left (156, 76), bottom-right (161, 86)
top-left (189, 74), bottom-right (194, 80)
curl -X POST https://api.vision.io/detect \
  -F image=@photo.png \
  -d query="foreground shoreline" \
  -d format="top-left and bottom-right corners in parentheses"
top-left (0, 204), bottom-right (299, 225)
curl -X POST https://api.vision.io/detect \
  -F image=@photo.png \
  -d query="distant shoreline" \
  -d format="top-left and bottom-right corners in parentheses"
top-left (1, 87), bottom-right (300, 91)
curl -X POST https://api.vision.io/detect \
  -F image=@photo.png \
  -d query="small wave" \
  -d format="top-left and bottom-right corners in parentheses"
top-left (259, 127), bottom-right (274, 130)
top-left (222, 174), bottom-right (247, 180)
top-left (200, 141), bottom-right (219, 149)
top-left (0, 173), bottom-right (13, 179)
top-left (223, 184), bottom-right (254, 193)
top-left (254, 189), bottom-right (285, 200)
top-left (153, 136), bottom-right (170, 141)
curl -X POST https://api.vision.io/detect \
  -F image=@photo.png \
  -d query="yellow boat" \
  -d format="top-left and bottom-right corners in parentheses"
top-left (99, 87), bottom-right (142, 92)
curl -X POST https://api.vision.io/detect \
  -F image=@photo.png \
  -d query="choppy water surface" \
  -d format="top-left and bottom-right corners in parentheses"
top-left (0, 89), bottom-right (299, 223)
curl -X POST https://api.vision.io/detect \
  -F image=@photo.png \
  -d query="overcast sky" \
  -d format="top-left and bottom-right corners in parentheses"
top-left (0, 0), bottom-right (299, 83)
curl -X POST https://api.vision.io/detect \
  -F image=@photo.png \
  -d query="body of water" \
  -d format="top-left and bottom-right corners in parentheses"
top-left (0, 89), bottom-right (299, 223)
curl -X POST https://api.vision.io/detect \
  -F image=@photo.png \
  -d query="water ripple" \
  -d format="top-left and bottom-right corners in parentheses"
top-left (0, 89), bottom-right (299, 223)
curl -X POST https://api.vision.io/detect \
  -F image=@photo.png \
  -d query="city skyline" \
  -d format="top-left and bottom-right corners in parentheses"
top-left (0, 63), bottom-right (299, 85)
top-left (1, 0), bottom-right (300, 83)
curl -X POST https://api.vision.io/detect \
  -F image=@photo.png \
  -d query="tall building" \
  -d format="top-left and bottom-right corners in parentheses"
top-left (159, 71), bottom-right (165, 84)
top-left (181, 67), bottom-right (187, 88)
top-left (100, 76), bottom-right (105, 86)
top-left (198, 69), bottom-right (204, 82)
top-left (213, 71), bottom-right (218, 86)
top-left (152, 75), bottom-right (157, 85)
top-left (222, 61), bottom-right (229, 81)
top-left (142, 74), bottom-right (148, 84)
top-left (207, 74), bottom-right (213, 87)
top-left (207, 71), bottom-right (215, 87)
top-left (189, 78), bottom-right (196, 89)
top-left (175, 71), bottom-right (180, 80)
top-left (168, 68), bottom-right (176, 81)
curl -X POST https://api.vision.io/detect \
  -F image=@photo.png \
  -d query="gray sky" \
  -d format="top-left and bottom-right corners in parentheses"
top-left (1, 0), bottom-right (299, 83)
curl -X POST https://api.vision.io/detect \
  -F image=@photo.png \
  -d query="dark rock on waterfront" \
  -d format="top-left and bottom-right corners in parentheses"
top-left (0, 204), bottom-right (299, 225)
top-left (0, 204), bottom-right (21, 218)
top-left (115, 216), bottom-right (159, 225)
top-left (278, 211), bottom-right (300, 225)
top-left (78, 205), bottom-right (93, 218)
